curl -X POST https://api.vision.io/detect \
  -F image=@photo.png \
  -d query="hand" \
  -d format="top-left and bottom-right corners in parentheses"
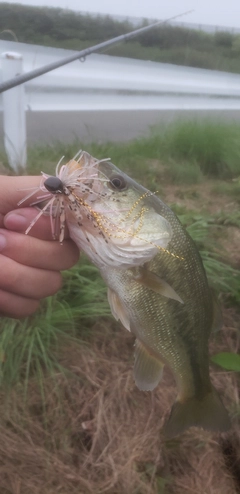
top-left (0, 175), bottom-right (79, 318)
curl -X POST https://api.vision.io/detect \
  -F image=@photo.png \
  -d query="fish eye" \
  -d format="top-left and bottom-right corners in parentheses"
top-left (109, 174), bottom-right (127, 191)
top-left (44, 176), bottom-right (64, 193)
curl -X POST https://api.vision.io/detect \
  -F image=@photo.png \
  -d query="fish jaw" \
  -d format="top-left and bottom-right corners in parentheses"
top-left (19, 150), bottom-right (173, 269)
top-left (64, 157), bottom-right (174, 269)
top-left (66, 206), bottom-right (172, 269)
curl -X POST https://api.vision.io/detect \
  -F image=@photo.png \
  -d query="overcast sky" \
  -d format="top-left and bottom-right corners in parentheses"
top-left (2, 0), bottom-right (240, 29)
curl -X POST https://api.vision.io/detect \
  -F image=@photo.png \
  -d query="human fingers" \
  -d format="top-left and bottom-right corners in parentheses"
top-left (0, 176), bottom-right (41, 215)
top-left (4, 208), bottom-right (53, 239)
top-left (4, 207), bottom-right (71, 240)
top-left (0, 254), bottom-right (62, 300)
top-left (0, 289), bottom-right (40, 319)
top-left (0, 229), bottom-right (79, 271)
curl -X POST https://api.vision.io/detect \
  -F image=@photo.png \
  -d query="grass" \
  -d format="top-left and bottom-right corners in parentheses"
top-left (0, 260), bottom-right (110, 390)
top-left (0, 120), bottom-right (239, 388)
top-left (4, 129), bottom-right (240, 401)
top-left (211, 181), bottom-right (240, 201)
top-left (0, 323), bottom-right (238, 494)
top-left (164, 159), bottom-right (204, 184)
top-left (174, 209), bottom-right (240, 303)
top-left (136, 120), bottom-right (240, 179)
top-left (0, 120), bottom-right (240, 493)
top-left (2, 119), bottom-right (240, 187)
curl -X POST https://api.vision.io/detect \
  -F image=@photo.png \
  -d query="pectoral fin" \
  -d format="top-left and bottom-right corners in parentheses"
top-left (133, 267), bottom-right (183, 304)
top-left (134, 339), bottom-right (164, 391)
top-left (107, 288), bottom-right (130, 331)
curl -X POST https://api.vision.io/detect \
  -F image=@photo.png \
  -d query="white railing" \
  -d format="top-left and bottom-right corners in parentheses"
top-left (0, 51), bottom-right (27, 171)
top-left (1, 40), bottom-right (240, 169)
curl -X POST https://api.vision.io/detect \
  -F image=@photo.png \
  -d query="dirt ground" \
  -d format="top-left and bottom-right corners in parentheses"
top-left (0, 180), bottom-right (239, 494)
top-left (0, 316), bottom-right (239, 494)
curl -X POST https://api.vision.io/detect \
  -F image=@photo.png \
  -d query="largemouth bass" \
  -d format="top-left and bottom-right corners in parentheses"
top-left (22, 151), bottom-right (230, 438)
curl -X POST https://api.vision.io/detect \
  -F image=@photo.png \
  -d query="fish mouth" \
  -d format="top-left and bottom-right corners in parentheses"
top-left (60, 152), bottom-right (174, 268)
top-left (19, 149), bottom-right (174, 268)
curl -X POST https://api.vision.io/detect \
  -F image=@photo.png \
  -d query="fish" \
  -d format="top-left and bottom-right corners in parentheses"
top-left (20, 150), bottom-right (230, 438)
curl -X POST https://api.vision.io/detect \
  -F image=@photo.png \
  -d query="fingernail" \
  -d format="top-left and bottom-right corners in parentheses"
top-left (4, 213), bottom-right (28, 230)
top-left (0, 233), bottom-right (7, 251)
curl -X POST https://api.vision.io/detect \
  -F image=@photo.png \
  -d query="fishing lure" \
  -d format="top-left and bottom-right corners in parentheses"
top-left (18, 151), bottom-right (111, 243)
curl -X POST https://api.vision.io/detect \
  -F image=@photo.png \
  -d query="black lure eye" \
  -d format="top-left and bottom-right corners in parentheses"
top-left (109, 174), bottom-right (127, 191)
top-left (44, 176), bottom-right (64, 193)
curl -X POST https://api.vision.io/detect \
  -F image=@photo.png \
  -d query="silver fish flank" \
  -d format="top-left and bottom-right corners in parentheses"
top-left (21, 150), bottom-right (230, 438)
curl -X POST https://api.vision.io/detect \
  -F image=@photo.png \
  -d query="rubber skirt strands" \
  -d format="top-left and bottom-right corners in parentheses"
top-left (18, 150), bottom-right (112, 243)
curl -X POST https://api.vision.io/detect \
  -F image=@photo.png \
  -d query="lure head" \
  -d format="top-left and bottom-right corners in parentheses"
top-left (44, 176), bottom-right (64, 194)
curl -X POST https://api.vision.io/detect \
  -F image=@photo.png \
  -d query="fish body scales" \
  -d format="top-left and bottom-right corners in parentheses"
top-left (21, 151), bottom-right (230, 437)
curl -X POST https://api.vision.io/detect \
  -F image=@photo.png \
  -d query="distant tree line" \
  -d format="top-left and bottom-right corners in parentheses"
top-left (0, 4), bottom-right (131, 44)
top-left (1, 3), bottom-right (240, 73)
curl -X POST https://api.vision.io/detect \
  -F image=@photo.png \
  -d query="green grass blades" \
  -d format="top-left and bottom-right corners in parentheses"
top-left (0, 259), bottom-right (110, 391)
top-left (60, 258), bottom-right (110, 326)
top-left (0, 307), bottom-right (66, 392)
top-left (12, 120), bottom-right (240, 184)
top-left (0, 120), bottom-right (239, 394)
top-left (94, 120), bottom-right (240, 181)
top-left (150, 120), bottom-right (240, 179)
top-left (211, 181), bottom-right (240, 202)
top-left (173, 209), bottom-right (240, 303)
top-left (211, 352), bottom-right (240, 371)
top-left (200, 251), bottom-right (240, 303)
top-left (213, 210), bottom-right (240, 228)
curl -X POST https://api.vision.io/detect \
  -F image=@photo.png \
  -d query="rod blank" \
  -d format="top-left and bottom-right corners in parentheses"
top-left (0, 11), bottom-right (192, 94)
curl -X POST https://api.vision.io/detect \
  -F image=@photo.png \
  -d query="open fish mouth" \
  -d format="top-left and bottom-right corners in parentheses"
top-left (19, 150), bottom-right (173, 268)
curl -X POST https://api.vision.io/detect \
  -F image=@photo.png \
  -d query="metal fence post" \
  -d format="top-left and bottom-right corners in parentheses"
top-left (1, 51), bottom-right (27, 171)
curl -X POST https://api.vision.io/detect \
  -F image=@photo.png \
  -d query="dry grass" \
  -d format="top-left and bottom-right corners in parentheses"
top-left (0, 317), bottom-right (239, 494)
top-left (0, 145), bottom-right (240, 492)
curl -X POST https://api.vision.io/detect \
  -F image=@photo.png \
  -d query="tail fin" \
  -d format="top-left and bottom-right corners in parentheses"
top-left (163, 388), bottom-right (230, 439)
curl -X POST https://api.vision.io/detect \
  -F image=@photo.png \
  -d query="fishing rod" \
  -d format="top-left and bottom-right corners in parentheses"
top-left (0, 10), bottom-right (193, 93)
